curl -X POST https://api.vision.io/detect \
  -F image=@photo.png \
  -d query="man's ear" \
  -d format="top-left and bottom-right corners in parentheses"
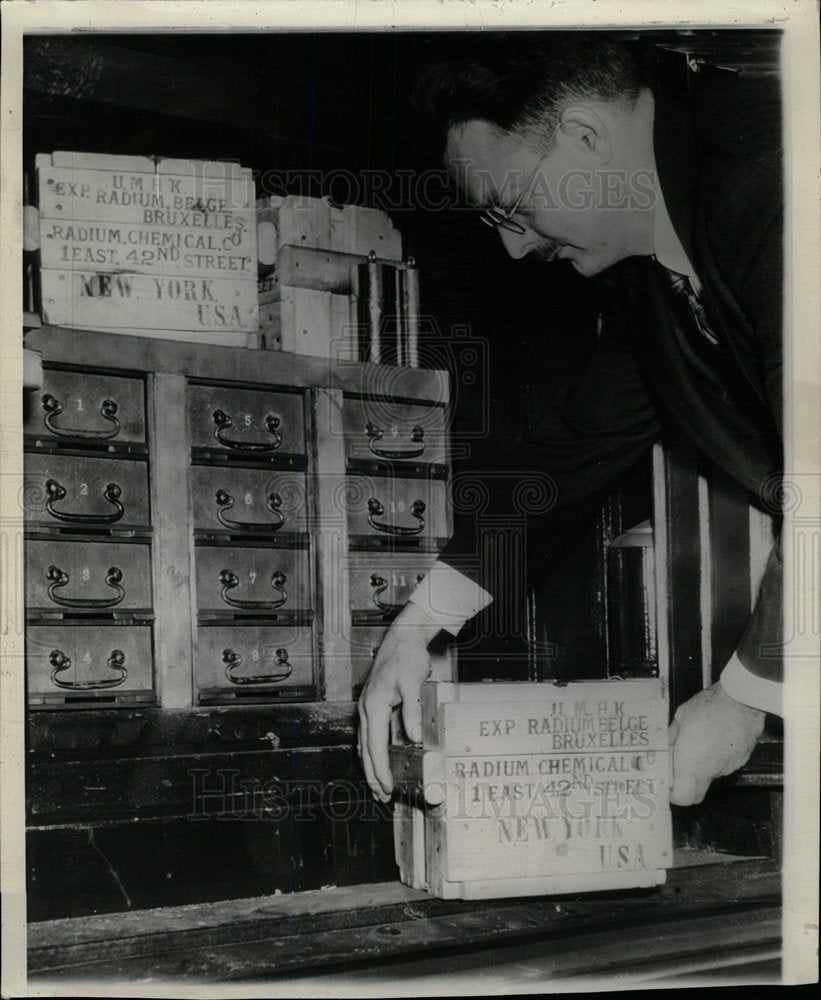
top-left (555, 104), bottom-right (612, 165)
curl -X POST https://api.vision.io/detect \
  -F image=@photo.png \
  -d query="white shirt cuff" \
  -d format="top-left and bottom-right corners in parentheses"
top-left (720, 652), bottom-right (782, 716)
top-left (408, 562), bottom-right (493, 636)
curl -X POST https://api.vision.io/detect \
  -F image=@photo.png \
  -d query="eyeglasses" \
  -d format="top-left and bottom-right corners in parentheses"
top-left (478, 124), bottom-right (558, 236)
top-left (479, 159), bottom-right (543, 235)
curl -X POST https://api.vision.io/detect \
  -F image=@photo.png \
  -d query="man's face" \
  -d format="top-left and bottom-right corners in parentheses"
top-left (445, 119), bottom-right (651, 278)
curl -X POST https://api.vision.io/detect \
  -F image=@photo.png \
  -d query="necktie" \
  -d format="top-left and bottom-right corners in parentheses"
top-left (657, 263), bottom-right (719, 348)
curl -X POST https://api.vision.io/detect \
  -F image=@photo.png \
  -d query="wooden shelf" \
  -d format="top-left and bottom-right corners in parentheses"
top-left (27, 853), bottom-right (780, 983)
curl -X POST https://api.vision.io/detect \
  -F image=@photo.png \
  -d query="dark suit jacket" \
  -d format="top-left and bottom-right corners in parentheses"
top-left (439, 47), bottom-right (784, 687)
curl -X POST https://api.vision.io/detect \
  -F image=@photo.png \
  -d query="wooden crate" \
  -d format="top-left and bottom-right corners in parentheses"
top-left (390, 679), bottom-right (672, 899)
top-left (257, 196), bottom-right (402, 360)
top-left (37, 152), bottom-right (258, 344)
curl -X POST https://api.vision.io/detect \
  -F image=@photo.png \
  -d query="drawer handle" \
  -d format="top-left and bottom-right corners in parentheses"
top-left (45, 479), bottom-right (125, 525)
top-left (367, 497), bottom-right (426, 536)
top-left (42, 393), bottom-right (121, 440)
top-left (223, 647), bottom-right (293, 685)
top-left (370, 572), bottom-right (425, 612)
top-left (366, 422), bottom-right (425, 459)
top-left (215, 489), bottom-right (284, 533)
top-left (219, 569), bottom-right (288, 611)
top-left (46, 564), bottom-right (125, 609)
top-left (49, 647), bottom-right (128, 690)
top-left (212, 409), bottom-right (282, 452)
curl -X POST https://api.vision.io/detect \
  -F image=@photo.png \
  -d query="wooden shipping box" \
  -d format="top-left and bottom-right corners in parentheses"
top-left (391, 679), bottom-right (673, 899)
top-left (257, 195), bottom-right (402, 359)
top-left (37, 151), bottom-right (258, 344)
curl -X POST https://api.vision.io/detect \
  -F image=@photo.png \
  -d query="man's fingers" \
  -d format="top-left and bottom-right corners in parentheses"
top-left (358, 703), bottom-right (390, 802)
top-left (670, 769), bottom-right (698, 806)
top-left (668, 717), bottom-right (680, 746)
top-left (670, 764), bottom-right (712, 806)
top-left (401, 689), bottom-right (423, 745)
top-left (364, 698), bottom-right (394, 800)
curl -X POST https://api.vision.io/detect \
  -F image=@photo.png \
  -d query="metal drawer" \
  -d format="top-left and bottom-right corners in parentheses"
top-left (24, 453), bottom-right (150, 529)
top-left (191, 467), bottom-right (308, 536)
top-left (27, 624), bottom-right (154, 704)
top-left (195, 624), bottom-right (314, 695)
top-left (188, 384), bottom-right (305, 456)
top-left (345, 474), bottom-right (448, 545)
top-left (348, 551), bottom-right (437, 615)
top-left (26, 539), bottom-right (152, 613)
top-left (24, 368), bottom-right (146, 445)
top-left (343, 397), bottom-right (447, 467)
top-left (195, 545), bottom-right (311, 615)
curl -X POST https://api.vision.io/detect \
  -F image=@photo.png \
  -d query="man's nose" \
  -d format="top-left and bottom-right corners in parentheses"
top-left (498, 226), bottom-right (535, 259)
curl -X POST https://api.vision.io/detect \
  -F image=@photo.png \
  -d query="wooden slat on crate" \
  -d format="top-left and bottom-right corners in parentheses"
top-left (48, 151), bottom-right (251, 178)
top-left (37, 153), bottom-right (258, 341)
top-left (40, 224), bottom-right (256, 278)
top-left (39, 163), bottom-right (253, 215)
top-left (41, 271), bottom-right (257, 337)
top-left (430, 698), bottom-right (668, 755)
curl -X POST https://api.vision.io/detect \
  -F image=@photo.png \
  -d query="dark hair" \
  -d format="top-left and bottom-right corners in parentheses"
top-left (415, 32), bottom-right (645, 152)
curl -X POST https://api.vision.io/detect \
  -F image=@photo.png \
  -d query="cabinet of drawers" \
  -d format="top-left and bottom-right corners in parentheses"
top-left (195, 544), bottom-right (311, 617)
top-left (340, 388), bottom-right (450, 695)
top-left (24, 361), bottom-right (156, 708)
top-left (190, 467), bottom-right (309, 537)
top-left (26, 538), bottom-right (152, 614)
top-left (25, 453), bottom-right (150, 530)
top-left (23, 327), bottom-right (451, 708)
top-left (195, 624), bottom-right (314, 697)
top-left (348, 551), bottom-right (439, 619)
top-left (188, 383), bottom-right (305, 458)
top-left (188, 377), bottom-right (315, 704)
top-left (344, 473), bottom-right (448, 546)
top-left (24, 368), bottom-right (147, 446)
top-left (342, 397), bottom-right (448, 468)
top-left (26, 624), bottom-right (154, 705)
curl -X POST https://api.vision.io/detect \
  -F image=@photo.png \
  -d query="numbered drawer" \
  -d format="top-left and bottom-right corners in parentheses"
top-left (343, 397), bottom-right (447, 467)
top-left (25, 454), bottom-right (150, 529)
top-left (345, 475), bottom-right (449, 545)
top-left (348, 551), bottom-right (437, 616)
top-left (189, 384), bottom-right (305, 456)
top-left (191, 467), bottom-right (309, 536)
top-left (350, 624), bottom-right (388, 694)
top-left (26, 539), bottom-right (152, 613)
top-left (196, 545), bottom-right (311, 615)
top-left (195, 624), bottom-right (314, 697)
top-left (27, 624), bottom-right (154, 705)
top-left (24, 368), bottom-right (146, 445)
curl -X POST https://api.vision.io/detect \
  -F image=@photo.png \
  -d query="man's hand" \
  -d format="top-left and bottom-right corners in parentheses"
top-left (357, 603), bottom-right (442, 802)
top-left (668, 681), bottom-right (766, 806)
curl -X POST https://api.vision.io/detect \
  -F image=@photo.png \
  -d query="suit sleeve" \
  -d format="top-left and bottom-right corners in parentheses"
top-left (709, 149), bottom-right (785, 702)
top-left (720, 531), bottom-right (783, 712)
